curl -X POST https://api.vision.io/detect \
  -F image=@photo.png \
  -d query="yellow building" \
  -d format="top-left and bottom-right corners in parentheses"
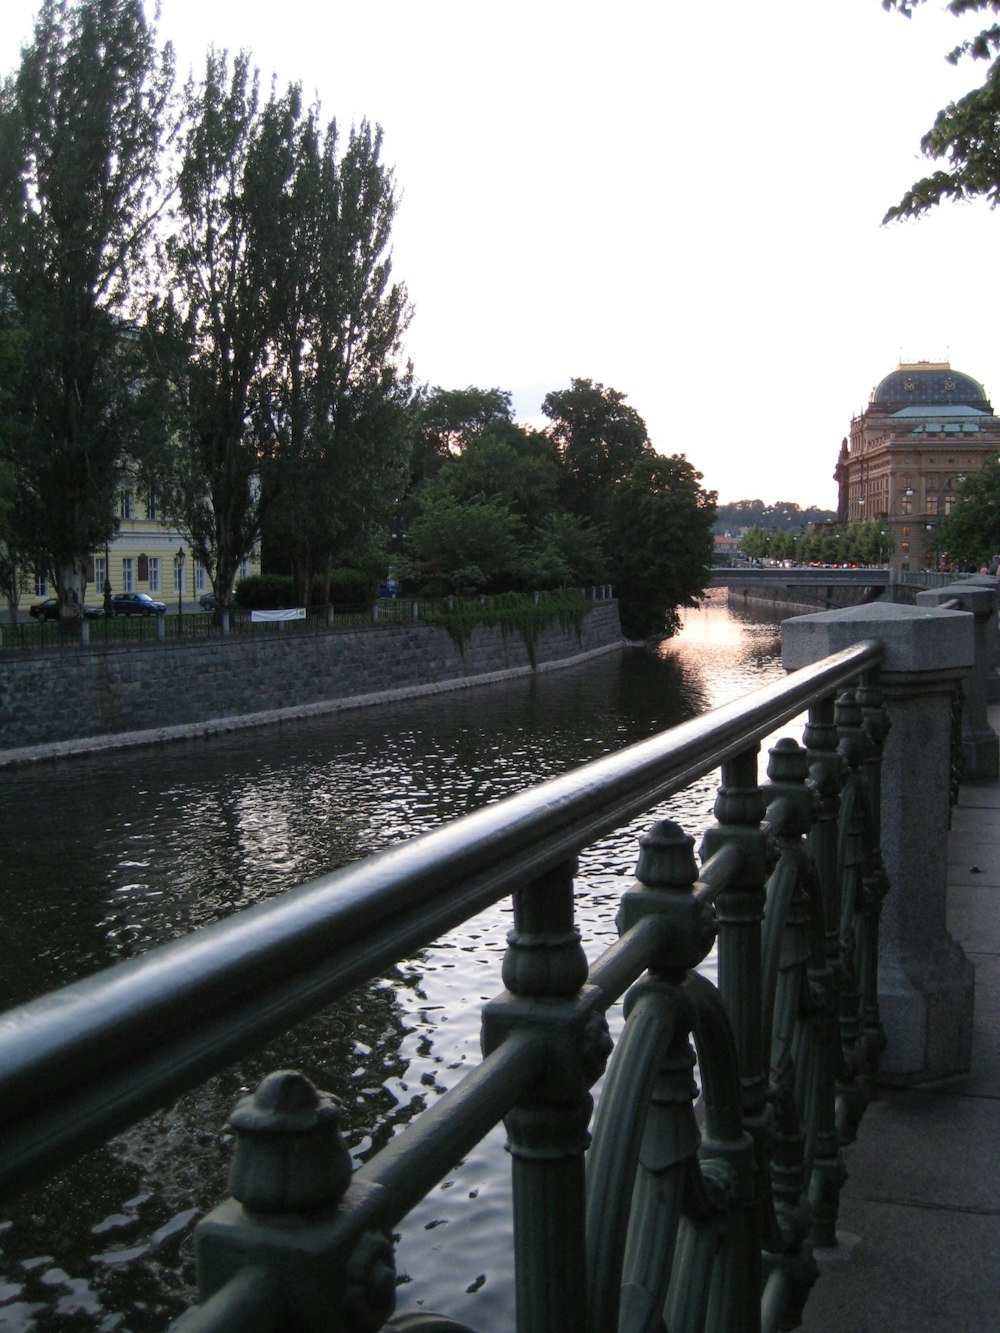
top-left (836, 361), bottom-right (1000, 572)
top-left (19, 479), bottom-right (259, 616)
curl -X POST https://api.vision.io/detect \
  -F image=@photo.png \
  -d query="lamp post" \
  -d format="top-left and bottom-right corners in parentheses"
top-left (177, 546), bottom-right (185, 623)
top-left (103, 539), bottom-right (112, 619)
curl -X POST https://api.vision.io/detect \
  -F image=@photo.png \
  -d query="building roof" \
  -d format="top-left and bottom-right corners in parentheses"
top-left (871, 361), bottom-right (990, 409)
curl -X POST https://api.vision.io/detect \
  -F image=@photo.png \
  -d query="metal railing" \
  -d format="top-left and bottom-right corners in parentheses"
top-left (0, 639), bottom-right (887, 1331)
top-left (0, 588), bottom-right (615, 651)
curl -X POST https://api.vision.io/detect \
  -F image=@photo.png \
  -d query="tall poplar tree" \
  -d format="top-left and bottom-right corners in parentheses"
top-left (156, 55), bottom-right (411, 615)
top-left (256, 115), bottom-right (412, 607)
top-left (0, 0), bottom-right (173, 621)
top-left (151, 52), bottom-right (301, 618)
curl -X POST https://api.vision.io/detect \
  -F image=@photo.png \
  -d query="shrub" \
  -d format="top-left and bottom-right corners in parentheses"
top-left (234, 574), bottom-right (295, 611)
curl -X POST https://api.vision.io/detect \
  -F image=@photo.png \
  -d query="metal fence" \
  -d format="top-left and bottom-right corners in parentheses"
top-left (0, 588), bottom-right (616, 651)
top-left (0, 638), bottom-right (887, 1331)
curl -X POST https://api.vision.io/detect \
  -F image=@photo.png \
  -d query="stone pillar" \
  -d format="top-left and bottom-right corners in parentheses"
top-left (782, 602), bottom-right (975, 1084)
top-left (962, 573), bottom-right (1000, 702)
top-left (916, 581), bottom-right (998, 780)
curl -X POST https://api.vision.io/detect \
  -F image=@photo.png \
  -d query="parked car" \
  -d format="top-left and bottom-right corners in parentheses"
top-left (199, 591), bottom-right (217, 612)
top-left (110, 592), bottom-right (167, 617)
top-left (29, 598), bottom-right (102, 621)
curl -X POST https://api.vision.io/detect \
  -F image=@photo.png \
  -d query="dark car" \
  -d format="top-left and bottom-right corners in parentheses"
top-left (110, 592), bottom-right (167, 617)
top-left (29, 598), bottom-right (102, 621)
top-left (199, 591), bottom-right (217, 612)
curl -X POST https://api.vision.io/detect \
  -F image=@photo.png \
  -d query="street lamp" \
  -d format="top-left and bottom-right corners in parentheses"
top-left (103, 539), bottom-right (112, 618)
top-left (176, 546), bottom-right (185, 621)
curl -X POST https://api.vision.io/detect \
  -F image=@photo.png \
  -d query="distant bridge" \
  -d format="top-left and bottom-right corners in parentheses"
top-left (710, 565), bottom-right (890, 590)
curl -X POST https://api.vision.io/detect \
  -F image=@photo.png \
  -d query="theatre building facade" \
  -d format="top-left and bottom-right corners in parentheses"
top-left (836, 360), bottom-right (1000, 572)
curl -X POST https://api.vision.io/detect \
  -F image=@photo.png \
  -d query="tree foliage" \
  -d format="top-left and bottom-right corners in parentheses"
top-left (934, 458), bottom-right (1000, 566)
top-left (404, 379), bottom-right (717, 634)
top-left (152, 53), bottom-right (411, 615)
top-left (542, 378), bottom-right (654, 524)
top-left (883, 0), bottom-right (1000, 219)
top-left (0, 0), bottom-right (173, 620)
top-left (605, 454), bottom-right (717, 638)
top-left (254, 114), bottom-right (413, 606)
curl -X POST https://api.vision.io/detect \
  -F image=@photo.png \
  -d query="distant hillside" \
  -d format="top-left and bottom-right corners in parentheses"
top-left (714, 500), bottom-right (837, 534)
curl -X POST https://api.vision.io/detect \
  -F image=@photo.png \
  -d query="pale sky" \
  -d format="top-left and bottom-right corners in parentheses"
top-left (2, 0), bottom-right (997, 508)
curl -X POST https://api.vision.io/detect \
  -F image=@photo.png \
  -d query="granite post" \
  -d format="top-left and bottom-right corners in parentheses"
top-left (962, 573), bottom-right (1000, 702)
top-left (916, 581), bottom-right (999, 781)
top-left (782, 602), bottom-right (975, 1084)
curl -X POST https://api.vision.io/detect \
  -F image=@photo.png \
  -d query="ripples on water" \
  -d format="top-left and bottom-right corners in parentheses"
top-left (0, 592), bottom-right (788, 1330)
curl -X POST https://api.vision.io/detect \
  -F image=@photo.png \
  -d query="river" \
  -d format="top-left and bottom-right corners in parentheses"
top-left (0, 591), bottom-right (787, 1331)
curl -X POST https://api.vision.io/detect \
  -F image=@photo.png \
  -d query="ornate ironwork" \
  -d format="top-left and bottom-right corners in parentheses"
top-left (0, 644), bottom-right (895, 1330)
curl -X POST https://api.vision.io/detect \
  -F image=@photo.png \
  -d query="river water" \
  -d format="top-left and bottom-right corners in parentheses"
top-left (0, 591), bottom-right (786, 1331)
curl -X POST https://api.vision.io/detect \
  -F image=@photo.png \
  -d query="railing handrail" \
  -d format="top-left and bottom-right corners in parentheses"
top-left (0, 639), bottom-right (881, 1204)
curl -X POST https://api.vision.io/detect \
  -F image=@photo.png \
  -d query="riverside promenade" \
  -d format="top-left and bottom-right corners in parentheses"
top-left (803, 698), bottom-right (1000, 1332)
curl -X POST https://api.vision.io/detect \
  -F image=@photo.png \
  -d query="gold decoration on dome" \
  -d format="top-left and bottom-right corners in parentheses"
top-left (944, 377), bottom-right (956, 390)
top-left (904, 378), bottom-right (915, 391)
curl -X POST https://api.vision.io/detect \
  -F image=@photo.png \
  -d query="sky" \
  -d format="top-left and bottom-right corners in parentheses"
top-left (1, 0), bottom-right (997, 509)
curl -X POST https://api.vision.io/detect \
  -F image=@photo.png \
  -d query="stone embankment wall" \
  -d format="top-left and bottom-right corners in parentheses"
top-left (0, 602), bottom-right (623, 763)
top-left (727, 582), bottom-right (884, 616)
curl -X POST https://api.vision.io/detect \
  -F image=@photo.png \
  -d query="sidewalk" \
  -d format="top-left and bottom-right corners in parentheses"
top-left (802, 706), bottom-right (1000, 1331)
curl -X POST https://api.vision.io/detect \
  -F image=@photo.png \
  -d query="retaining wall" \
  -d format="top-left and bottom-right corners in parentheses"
top-left (0, 602), bottom-right (623, 763)
top-left (727, 582), bottom-right (884, 615)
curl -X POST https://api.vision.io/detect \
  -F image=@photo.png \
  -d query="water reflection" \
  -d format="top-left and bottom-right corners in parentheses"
top-left (0, 592), bottom-right (784, 1330)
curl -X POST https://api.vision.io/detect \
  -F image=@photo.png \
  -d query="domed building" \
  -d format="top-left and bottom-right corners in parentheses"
top-left (836, 360), bottom-right (1000, 572)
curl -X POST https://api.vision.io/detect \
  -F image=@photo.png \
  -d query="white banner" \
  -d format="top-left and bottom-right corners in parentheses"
top-left (250, 608), bottom-right (307, 622)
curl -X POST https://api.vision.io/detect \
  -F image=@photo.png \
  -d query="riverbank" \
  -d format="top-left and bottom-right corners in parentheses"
top-left (0, 602), bottom-right (624, 767)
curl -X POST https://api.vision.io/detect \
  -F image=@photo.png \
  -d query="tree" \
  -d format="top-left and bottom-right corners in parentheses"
top-left (934, 458), bottom-right (1000, 566)
top-left (254, 114), bottom-right (413, 607)
top-left (154, 55), bottom-right (412, 617)
top-left (405, 492), bottom-right (524, 594)
top-left (883, 1), bottom-right (1000, 220)
top-left (0, 0), bottom-right (173, 623)
top-left (604, 454), bottom-right (717, 639)
top-left (542, 378), bottom-right (654, 524)
top-left (149, 53), bottom-right (301, 619)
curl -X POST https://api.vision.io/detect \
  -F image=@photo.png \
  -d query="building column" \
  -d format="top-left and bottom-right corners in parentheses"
top-left (782, 602), bottom-right (975, 1084)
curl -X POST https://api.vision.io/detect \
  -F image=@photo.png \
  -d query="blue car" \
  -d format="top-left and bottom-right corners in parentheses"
top-left (110, 592), bottom-right (167, 617)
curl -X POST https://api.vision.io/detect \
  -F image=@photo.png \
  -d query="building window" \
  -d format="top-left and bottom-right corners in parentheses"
top-left (122, 558), bottom-right (134, 592)
top-left (240, 557), bottom-right (250, 580)
top-left (120, 490), bottom-right (133, 520)
top-left (194, 561), bottom-right (206, 594)
top-left (95, 556), bottom-right (106, 593)
top-left (927, 494), bottom-right (938, 515)
top-left (146, 491), bottom-right (157, 521)
top-left (148, 557), bottom-right (160, 592)
top-left (35, 571), bottom-right (48, 596)
top-left (927, 475), bottom-right (938, 491)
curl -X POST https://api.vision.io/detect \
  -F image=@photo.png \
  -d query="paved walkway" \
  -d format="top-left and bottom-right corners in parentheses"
top-left (803, 704), bottom-right (1000, 1331)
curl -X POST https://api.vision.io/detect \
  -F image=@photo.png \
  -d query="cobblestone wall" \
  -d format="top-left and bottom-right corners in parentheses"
top-left (0, 602), bottom-right (623, 758)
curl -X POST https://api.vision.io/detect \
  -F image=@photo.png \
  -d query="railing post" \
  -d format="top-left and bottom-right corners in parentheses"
top-left (783, 603), bottom-right (975, 1083)
top-left (795, 695), bottom-right (850, 1246)
top-left (481, 860), bottom-right (610, 1333)
top-left (916, 581), bottom-right (999, 780)
top-left (192, 1069), bottom-right (389, 1332)
top-left (699, 743), bottom-right (770, 1331)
